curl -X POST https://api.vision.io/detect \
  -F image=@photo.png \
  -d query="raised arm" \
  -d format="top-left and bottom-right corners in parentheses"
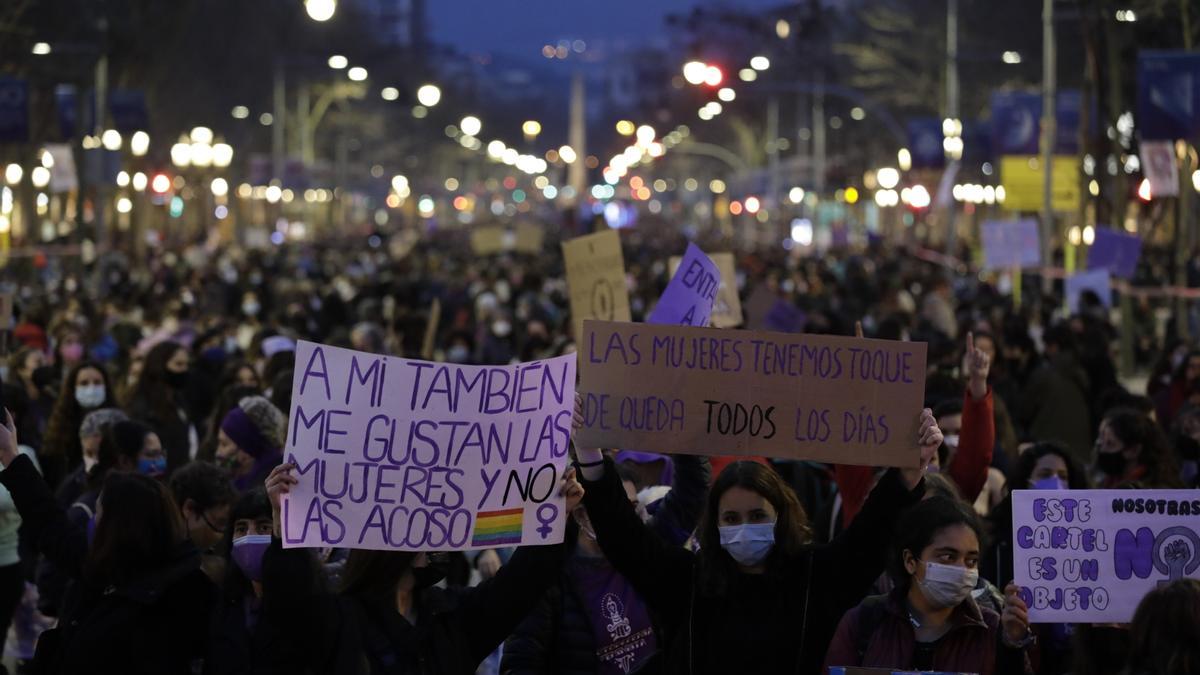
top-left (950, 332), bottom-right (995, 502)
top-left (647, 453), bottom-right (710, 546)
top-left (0, 412), bottom-right (87, 578)
top-left (818, 409), bottom-right (939, 608)
top-left (574, 396), bottom-right (694, 619)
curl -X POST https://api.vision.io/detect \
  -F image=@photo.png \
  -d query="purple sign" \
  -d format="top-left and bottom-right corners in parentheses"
top-left (648, 243), bottom-right (720, 327)
top-left (765, 300), bottom-right (806, 334)
top-left (981, 219), bottom-right (1042, 271)
top-left (1087, 228), bottom-right (1142, 280)
top-left (1065, 270), bottom-right (1112, 313)
top-left (1012, 489), bottom-right (1200, 623)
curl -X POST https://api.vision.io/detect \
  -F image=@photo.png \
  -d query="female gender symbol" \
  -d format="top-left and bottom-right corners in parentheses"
top-left (536, 503), bottom-right (559, 539)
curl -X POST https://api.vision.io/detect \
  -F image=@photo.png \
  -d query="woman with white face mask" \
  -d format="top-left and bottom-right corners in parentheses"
top-left (573, 395), bottom-right (944, 675)
top-left (823, 497), bottom-right (1033, 674)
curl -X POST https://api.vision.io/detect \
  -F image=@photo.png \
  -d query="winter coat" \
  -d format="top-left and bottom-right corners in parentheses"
top-left (0, 454), bottom-right (215, 675)
top-left (578, 458), bottom-right (924, 675)
top-left (822, 588), bottom-right (1031, 675)
top-left (266, 538), bottom-right (567, 675)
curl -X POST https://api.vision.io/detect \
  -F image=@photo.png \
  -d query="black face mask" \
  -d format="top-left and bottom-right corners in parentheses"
top-left (413, 554), bottom-right (451, 590)
top-left (1096, 451), bottom-right (1128, 477)
top-left (165, 370), bottom-right (190, 389)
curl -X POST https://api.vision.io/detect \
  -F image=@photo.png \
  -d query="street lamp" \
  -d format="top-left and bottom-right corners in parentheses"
top-left (130, 131), bottom-right (150, 157)
top-left (213, 143), bottom-right (233, 168)
top-left (328, 55), bottom-right (348, 70)
top-left (101, 130), bottom-right (122, 151)
top-left (4, 164), bottom-right (22, 185)
top-left (305, 0), bottom-right (336, 22)
top-left (416, 84), bottom-right (441, 107)
top-left (750, 56), bottom-right (770, 71)
top-left (522, 120), bottom-right (542, 139)
top-left (171, 138), bottom-right (193, 167)
top-left (683, 61), bottom-right (707, 86)
top-left (347, 66), bottom-right (368, 82)
top-left (460, 116), bottom-right (482, 137)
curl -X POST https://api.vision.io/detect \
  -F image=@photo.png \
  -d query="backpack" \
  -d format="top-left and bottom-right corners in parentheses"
top-left (852, 595), bottom-right (891, 660)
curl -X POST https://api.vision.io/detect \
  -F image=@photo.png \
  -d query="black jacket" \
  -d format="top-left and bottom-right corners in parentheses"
top-left (266, 538), bottom-right (567, 675)
top-left (0, 454), bottom-right (215, 675)
top-left (578, 458), bottom-right (924, 675)
top-left (500, 456), bottom-right (710, 675)
top-left (501, 555), bottom-right (663, 675)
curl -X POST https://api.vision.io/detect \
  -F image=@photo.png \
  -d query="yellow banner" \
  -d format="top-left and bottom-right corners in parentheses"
top-left (1000, 155), bottom-right (1080, 213)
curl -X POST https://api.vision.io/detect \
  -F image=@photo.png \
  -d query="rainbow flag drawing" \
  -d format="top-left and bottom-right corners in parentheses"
top-left (471, 508), bottom-right (524, 546)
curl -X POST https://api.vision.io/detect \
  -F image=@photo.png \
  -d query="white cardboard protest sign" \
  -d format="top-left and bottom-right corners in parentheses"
top-left (283, 341), bottom-right (576, 551)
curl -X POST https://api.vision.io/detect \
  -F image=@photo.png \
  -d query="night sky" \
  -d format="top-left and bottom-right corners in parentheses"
top-left (427, 0), bottom-right (788, 60)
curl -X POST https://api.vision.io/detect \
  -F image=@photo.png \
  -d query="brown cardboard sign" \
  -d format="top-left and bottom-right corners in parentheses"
top-left (669, 252), bottom-right (743, 328)
top-left (577, 320), bottom-right (927, 467)
top-left (562, 231), bottom-right (631, 339)
top-left (514, 223), bottom-right (544, 254)
top-left (0, 294), bottom-right (12, 331)
top-left (470, 227), bottom-right (506, 256)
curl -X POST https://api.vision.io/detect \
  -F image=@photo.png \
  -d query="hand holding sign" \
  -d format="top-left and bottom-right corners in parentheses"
top-left (0, 409), bottom-right (17, 469)
top-left (902, 409), bottom-right (943, 491)
top-left (268, 462), bottom-right (300, 537)
top-left (963, 332), bottom-right (991, 401)
top-left (1002, 582), bottom-right (1032, 645)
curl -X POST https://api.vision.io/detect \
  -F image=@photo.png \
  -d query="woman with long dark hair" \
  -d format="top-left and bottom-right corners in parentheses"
top-left (0, 411), bottom-right (214, 674)
top-left (1095, 407), bottom-right (1182, 488)
top-left (573, 395), bottom-right (944, 675)
top-left (823, 497), bottom-right (1031, 674)
top-left (260, 462), bottom-right (583, 674)
top-left (125, 341), bottom-right (197, 475)
top-left (38, 361), bottom-right (117, 490)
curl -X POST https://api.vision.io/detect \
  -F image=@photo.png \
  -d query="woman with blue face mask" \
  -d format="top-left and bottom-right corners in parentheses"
top-left (982, 442), bottom-right (1088, 591)
top-left (0, 410), bottom-right (215, 674)
top-left (206, 488), bottom-right (303, 674)
top-left (823, 497), bottom-right (1033, 674)
top-left (36, 419), bottom-right (167, 618)
top-left (573, 394), bottom-right (944, 675)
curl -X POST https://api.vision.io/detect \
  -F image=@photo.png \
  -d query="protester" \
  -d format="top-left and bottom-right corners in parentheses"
top-left (260, 462), bottom-right (584, 674)
top-left (38, 361), bottom-right (118, 490)
top-left (502, 457), bottom-right (710, 674)
top-left (1006, 323), bottom-right (1093, 465)
top-left (983, 442), bottom-right (1089, 589)
top-left (206, 488), bottom-right (291, 674)
top-left (124, 340), bottom-right (198, 475)
top-left (4, 347), bottom-right (52, 452)
top-left (823, 497), bottom-right (1032, 674)
top-left (573, 394), bottom-right (943, 674)
top-left (168, 461), bottom-right (236, 582)
top-left (55, 407), bottom-right (128, 508)
top-left (0, 410), bottom-right (215, 674)
top-left (215, 396), bottom-right (285, 492)
top-left (1095, 407), bottom-right (1182, 488)
top-left (1125, 579), bottom-right (1200, 675)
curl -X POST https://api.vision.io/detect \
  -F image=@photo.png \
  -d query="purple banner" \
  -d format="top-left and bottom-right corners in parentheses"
top-left (648, 243), bottom-right (719, 327)
top-left (1065, 269), bottom-right (1112, 313)
top-left (981, 219), bottom-right (1042, 271)
top-left (1087, 228), bottom-right (1142, 280)
top-left (1013, 489), bottom-right (1200, 623)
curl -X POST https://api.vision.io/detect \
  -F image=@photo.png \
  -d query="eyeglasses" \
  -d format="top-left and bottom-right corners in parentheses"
top-left (200, 511), bottom-right (226, 534)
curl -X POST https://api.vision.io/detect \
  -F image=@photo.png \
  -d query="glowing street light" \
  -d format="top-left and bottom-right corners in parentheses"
top-left (4, 164), bottom-right (22, 185)
top-left (381, 87), bottom-right (399, 101)
top-left (31, 42), bottom-right (51, 56)
top-left (213, 143), bottom-right (233, 168)
top-left (522, 120), bottom-right (542, 138)
top-left (416, 84), bottom-right (441, 107)
top-left (559, 145), bottom-right (578, 163)
top-left (101, 129), bottom-right (122, 151)
top-left (683, 61), bottom-right (707, 86)
top-left (876, 167), bottom-right (900, 190)
top-left (615, 120), bottom-right (635, 136)
top-left (347, 67), bottom-right (368, 82)
top-left (750, 56), bottom-right (770, 71)
top-left (460, 116), bottom-right (482, 137)
top-left (305, 0), bottom-right (336, 22)
top-left (130, 131), bottom-right (150, 157)
top-left (328, 55), bottom-right (348, 69)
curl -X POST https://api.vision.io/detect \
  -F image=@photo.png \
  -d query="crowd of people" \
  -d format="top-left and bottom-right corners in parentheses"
top-left (0, 220), bottom-right (1194, 675)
